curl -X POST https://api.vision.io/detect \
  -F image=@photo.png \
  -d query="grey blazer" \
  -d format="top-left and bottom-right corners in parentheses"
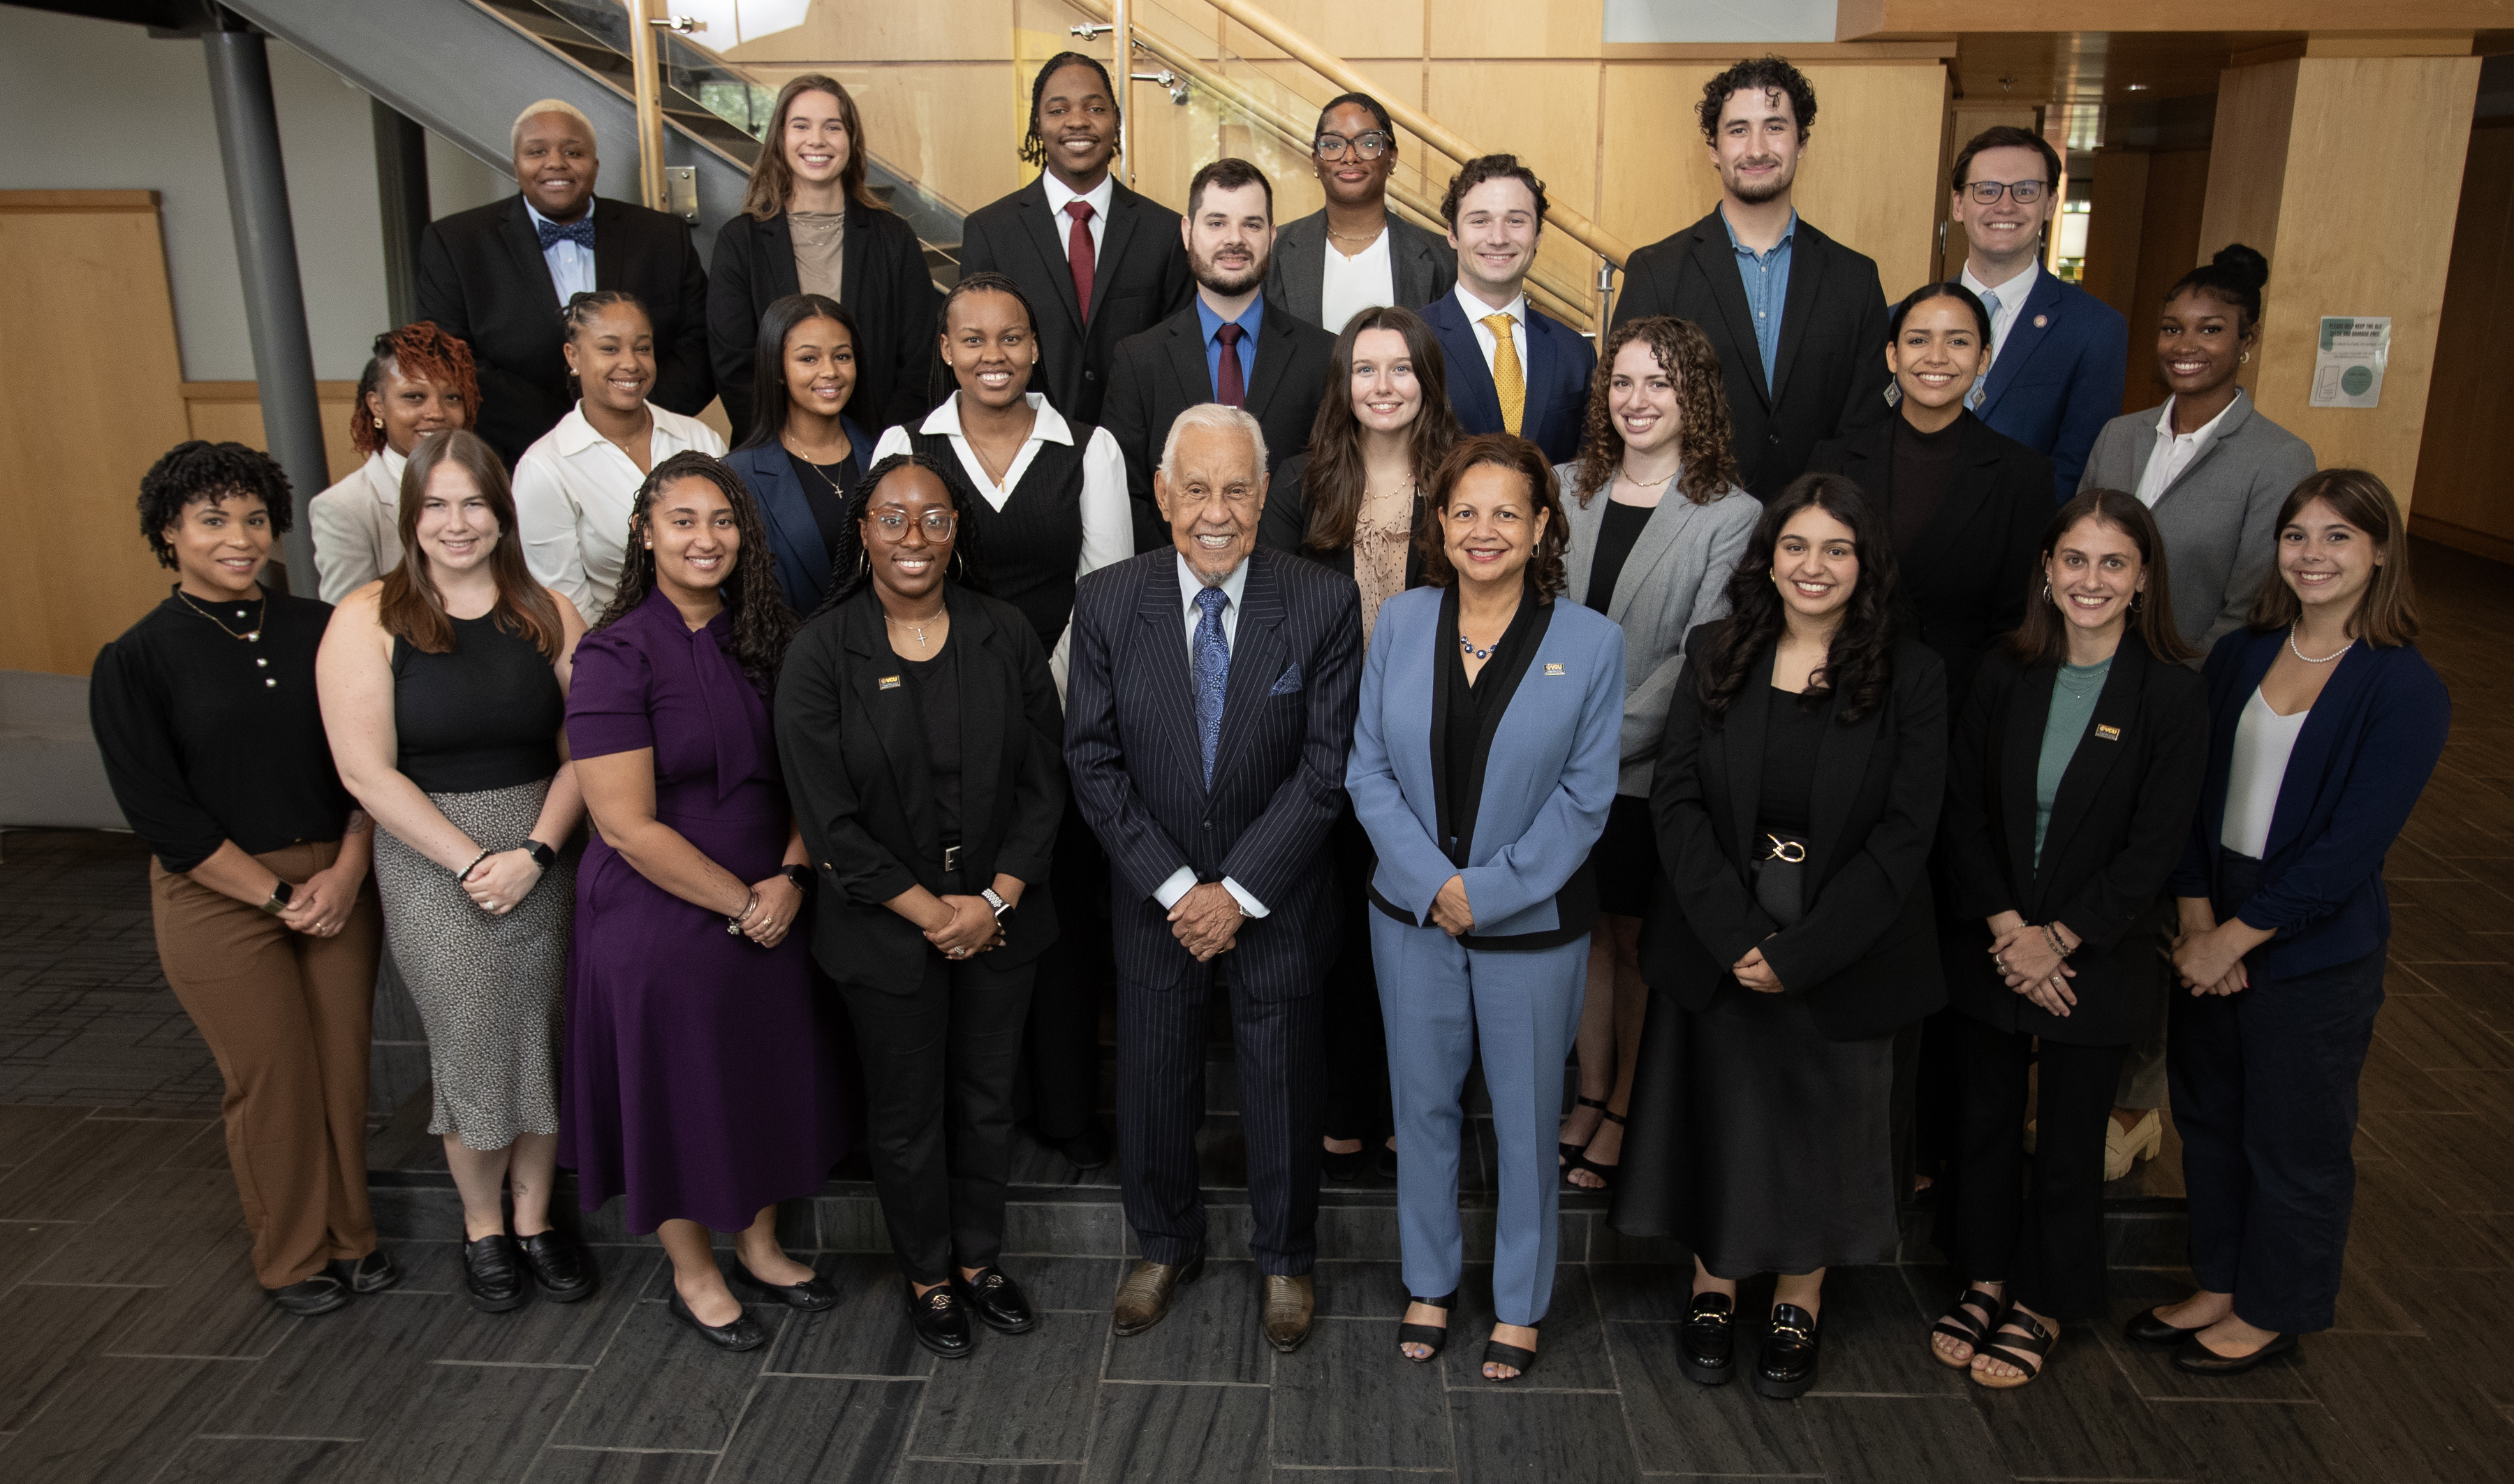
top-left (1263, 210), bottom-right (1456, 332)
top-left (1556, 463), bottom-right (1760, 797)
top-left (2078, 391), bottom-right (2315, 660)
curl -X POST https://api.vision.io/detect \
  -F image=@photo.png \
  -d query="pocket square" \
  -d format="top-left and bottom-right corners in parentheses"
top-left (1268, 663), bottom-right (1303, 696)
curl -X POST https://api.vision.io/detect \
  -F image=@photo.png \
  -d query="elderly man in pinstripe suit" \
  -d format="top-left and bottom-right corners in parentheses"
top-left (1065, 404), bottom-right (1364, 1353)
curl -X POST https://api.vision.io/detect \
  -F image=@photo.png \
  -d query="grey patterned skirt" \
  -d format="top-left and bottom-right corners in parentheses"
top-left (373, 777), bottom-right (574, 1149)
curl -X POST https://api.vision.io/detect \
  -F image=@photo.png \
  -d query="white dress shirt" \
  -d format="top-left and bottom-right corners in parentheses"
top-left (513, 402), bottom-right (726, 617)
top-left (307, 447), bottom-right (409, 604)
top-left (1961, 256), bottom-right (2038, 372)
top-left (1151, 551), bottom-right (1268, 918)
top-left (1318, 226), bottom-right (1397, 339)
top-left (1038, 170), bottom-right (1115, 263)
top-left (1455, 283), bottom-right (1528, 381)
top-left (2134, 390), bottom-right (2244, 508)
top-left (524, 198), bottom-right (597, 305)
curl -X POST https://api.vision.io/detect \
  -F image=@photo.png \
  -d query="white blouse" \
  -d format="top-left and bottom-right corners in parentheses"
top-left (513, 402), bottom-right (726, 619)
top-left (2221, 685), bottom-right (2309, 859)
top-left (1317, 226), bottom-right (1396, 339)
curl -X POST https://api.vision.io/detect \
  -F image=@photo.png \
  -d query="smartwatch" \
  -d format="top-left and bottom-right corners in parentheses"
top-left (980, 887), bottom-right (1013, 921)
top-left (258, 880), bottom-right (295, 916)
top-left (780, 864), bottom-right (813, 891)
top-left (521, 839), bottom-right (557, 870)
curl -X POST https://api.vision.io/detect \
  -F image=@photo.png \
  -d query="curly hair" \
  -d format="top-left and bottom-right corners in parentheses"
top-left (1299, 305), bottom-right (1460, 552)
top-left (810, 451), bottom-right (993, 620)
top-left (352, 322), bottom-right (479, 458)
top-left (1569, 316), bottom-right (1741, 508)
top-left (1691, 472), bottom-right (1900, 726)
top-left (1696, 54), bottom-right (1817, 142)
top-left (1439, 154), bottom-right (1548, 230)
top-left (591, 452), bottom-right (798, 693)
top-left (1415, 434), bottom-right (1568, 601)
top-left (138, 441), bottom-right (294, 570)
top-left (1020, 51), bottom-right (1119, 169)
top-left (740, 73), bottom-right (886, 219)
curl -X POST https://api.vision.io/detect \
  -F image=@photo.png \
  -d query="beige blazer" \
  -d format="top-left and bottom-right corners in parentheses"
top-left (308, 449), bottom-right (408, 604)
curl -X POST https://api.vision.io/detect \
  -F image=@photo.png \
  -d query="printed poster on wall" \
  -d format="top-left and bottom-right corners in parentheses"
top-left (2310, 317), bottom-right (2390, 409)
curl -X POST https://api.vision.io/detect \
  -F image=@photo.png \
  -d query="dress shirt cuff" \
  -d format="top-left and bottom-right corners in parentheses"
top-left (1221, 877), bottom-right (1270, 918)
top-left (1153, 867), bottom-right (1196, 910)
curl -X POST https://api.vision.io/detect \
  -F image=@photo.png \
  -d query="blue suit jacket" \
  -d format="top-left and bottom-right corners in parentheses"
top-left (1422, 291), bottom-right (1596, 465)
top-left (2169, 629), bottom-right (2450, 977)
top-left (1346, 586), bottom-right (1622, 940)
top-left (1972, 271), bottom-right (2127, 504)
top-left (723, 425), bottom-right (875, 614)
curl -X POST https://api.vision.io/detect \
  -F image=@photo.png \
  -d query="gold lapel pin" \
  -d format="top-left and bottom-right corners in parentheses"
top-left (879, 675), bottom-right (902, 691)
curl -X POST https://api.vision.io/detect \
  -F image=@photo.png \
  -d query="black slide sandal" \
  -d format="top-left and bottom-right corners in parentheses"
top-left (1559, 1095), bottom-right (1610, 1165)
top-left (1398, 1291), bottom-right (1456, 1361)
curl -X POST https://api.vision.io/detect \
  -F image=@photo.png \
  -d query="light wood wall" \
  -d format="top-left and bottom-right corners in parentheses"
top-left (2083, 145), bottom-right (2213, 416)
top-left (2410, 119), bottom-right (2514, 561)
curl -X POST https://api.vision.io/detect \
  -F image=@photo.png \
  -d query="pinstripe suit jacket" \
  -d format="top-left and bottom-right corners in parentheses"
top-left (1064, 545), bottom-right (1364, 994)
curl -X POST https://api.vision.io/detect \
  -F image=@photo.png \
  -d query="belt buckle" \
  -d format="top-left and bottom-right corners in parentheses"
top-left (942, 844), bottom-right (962, 872)
top-left (1761, 834), bottom-right (1806, 863)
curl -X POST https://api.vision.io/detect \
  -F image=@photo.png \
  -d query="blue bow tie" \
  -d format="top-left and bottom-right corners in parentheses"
top-left (536, 216), bottom-right (595, 251)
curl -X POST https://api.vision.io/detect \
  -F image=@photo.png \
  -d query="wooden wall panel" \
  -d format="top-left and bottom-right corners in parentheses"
top-left (725, 61), bottom-right (1025, 214)
top-left (2409, 120), bottom-right (2514, 559)
top-left (719, 0), bottom-right (1018, 64)
top-left (179, 382), bottom-right (363, 485)
top-left (2120, 147), bottom-right (2212, 413)
top-left (2079, 147), bottom-right (2149, 323)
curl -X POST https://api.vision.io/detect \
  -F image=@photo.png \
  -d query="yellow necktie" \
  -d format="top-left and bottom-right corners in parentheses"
top-left (1481, 312), bottom-right (1525, 436)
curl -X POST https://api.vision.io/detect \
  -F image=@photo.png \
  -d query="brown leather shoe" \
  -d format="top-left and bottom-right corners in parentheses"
top-left (1112, 1252), bottom-right (1204, 1336)
top-left (1262, 1272), bottom-right (1316, 1353)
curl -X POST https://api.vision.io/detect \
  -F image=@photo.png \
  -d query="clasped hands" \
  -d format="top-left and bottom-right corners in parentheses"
top-left (1985, 911), bottom-right (2079, 1017)
top-left (2170, 901), bottom-right (2259, 999)
top-left (925, 891), bottom-right (1006, 960)
top-left (275, 859), bottom-right (364, 938)
top-left (728, 874), bottom-right (806, 949)
top-left (1169, 881), bottom-right (1244, 962)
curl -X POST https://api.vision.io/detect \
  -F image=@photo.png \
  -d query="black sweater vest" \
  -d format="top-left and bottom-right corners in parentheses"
top-left (911, 427), bottom-right (1090, 652)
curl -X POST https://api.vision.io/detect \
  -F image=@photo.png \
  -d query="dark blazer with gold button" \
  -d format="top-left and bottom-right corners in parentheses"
top-left (1939, 632), bottom-right (2209, 1046)
top-left (774, 583), bottom-right (1066, 992)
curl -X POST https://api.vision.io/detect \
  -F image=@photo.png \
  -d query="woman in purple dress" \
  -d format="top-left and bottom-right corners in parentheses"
top-left (561, 450), bottom-right (858, 1352)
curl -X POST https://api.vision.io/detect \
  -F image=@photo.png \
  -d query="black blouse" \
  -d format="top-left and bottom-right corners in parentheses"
top-left (89, 589), bottom-right (357, 873)
top-left (784, 448), bottom-right (858, 565)
top-left (1582, 499), bottom-right (1653, 616)
top-left (391, 613), bottom-right (564, 793)
top-left (1886, 413), bottom-right (1963, 556)
top-left (902, 640), bottom-right (963, 848)
top-left (1757, 684), bottom-right (1828, 837)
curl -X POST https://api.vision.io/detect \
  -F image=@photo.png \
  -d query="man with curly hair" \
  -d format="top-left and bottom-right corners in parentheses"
top-left (1610, 55), bottom-right (1892, 499)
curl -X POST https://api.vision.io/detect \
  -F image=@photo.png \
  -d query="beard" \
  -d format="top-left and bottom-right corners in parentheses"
top-left (1193, 244), bottom-right (1267, 297)
top-left (1724, 157), bottom-right (1795, 205)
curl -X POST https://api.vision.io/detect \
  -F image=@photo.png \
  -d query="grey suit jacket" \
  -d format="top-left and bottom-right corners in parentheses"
top-left (1556, 464), bottom-right (1760, 797)
top-left (2078, 391), bottom-right (2315, 660)
top-left (1263, 211), bottom-right (1456, 332)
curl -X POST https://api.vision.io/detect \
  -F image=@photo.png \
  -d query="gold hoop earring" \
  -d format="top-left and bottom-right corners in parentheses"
top-left (2043, 580), bottom-right (2053, 604)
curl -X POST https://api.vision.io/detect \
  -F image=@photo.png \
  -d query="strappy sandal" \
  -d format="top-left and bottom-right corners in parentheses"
top-left (1566, 1108), bottom-right (1626, 1190)
top-left (1930, 1286), bottom-right (2004, 1369)
top-left (1558, 1095), bottom-right (1610, 1165)
top-left (1972, 1311), bottom-right (2057, 1390)
top-left (1482, 1323), bottom-right (1541, 1382)
top-left (1397, 1291), bottom-right (1455, 1362)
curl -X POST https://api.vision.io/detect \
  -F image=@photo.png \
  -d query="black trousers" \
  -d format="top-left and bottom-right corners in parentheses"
top-left (1024, 796), bottom-right (1110, 1141)
top-left (836, 946), bottom-right (1035, 1284)
top-left (1321, 808), bottom-right (1390, 1143)
top-left (1934, 1017), bottom-right (2126, 1321)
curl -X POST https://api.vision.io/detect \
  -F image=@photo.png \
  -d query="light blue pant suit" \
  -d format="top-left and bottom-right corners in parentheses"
top-left (1346, 586), bottom-right (1624, 1325)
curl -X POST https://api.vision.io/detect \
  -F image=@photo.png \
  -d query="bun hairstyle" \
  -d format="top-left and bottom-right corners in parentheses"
top-left (2165, 244), bottom-right (2271, 335)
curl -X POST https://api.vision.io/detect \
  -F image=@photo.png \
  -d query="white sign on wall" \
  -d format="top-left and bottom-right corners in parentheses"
top-left (1603, 0), bottom-right (1842, 45)
top-left (2309, 317), bottom-right (2391, 409)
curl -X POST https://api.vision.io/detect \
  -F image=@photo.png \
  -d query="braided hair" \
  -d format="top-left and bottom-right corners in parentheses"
top-left (559, 289), bottom-right (652, 394)
top-left (1020, 51), bottom-right (1120, 169)
top-left (810, 451), bottom-right (992, 619)
top-left (593, 450), bottom-right (799, 694)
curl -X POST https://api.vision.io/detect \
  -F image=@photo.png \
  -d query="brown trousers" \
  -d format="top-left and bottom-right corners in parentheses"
top-left (150, 839), bottom-right (383, 1288)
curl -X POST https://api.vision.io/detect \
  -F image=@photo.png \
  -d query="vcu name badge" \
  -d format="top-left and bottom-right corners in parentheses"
top-left (879, 675), bottom-right (903, 691)
top-left (1543, 663), bottom-right (1566, 677)
top-left (2094, 723), bottom-right (2122, 742)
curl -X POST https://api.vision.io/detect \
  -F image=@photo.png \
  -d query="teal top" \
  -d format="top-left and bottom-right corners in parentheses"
top-left (2034, 657), bottom-right (2113, 865)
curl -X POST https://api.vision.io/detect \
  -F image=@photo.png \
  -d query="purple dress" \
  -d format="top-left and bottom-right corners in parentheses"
top-left (559, 589), bottom-right (859, 1233)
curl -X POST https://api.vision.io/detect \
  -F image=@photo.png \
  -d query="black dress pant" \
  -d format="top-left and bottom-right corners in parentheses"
top-left (1024, 796), bottom-right (1110, 1141)
top-left (836, 946), bottom-right (1035, 1284)
top-left (1935, 1016), bottom-right (2126, 1321)
top-left (1321, 808), bottom-right (1390, 1143)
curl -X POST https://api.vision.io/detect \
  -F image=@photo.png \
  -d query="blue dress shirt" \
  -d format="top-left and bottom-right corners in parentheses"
top-left (524, 198), bottom-right (597, 306)
top-left (1720, 206), bottom-right (1796, 390)
top-left (1194, 296), bottom-right (1265, 400)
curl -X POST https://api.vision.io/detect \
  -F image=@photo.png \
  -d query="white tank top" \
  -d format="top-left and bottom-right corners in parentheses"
top-left (2221, 686), bottom-right (2309, 859)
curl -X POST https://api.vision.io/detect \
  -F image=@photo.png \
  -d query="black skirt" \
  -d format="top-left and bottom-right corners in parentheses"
top-left (1586, 793), bottom-right (1660, 918)
top-left (1612, 981), bottom-right (1899, 1277)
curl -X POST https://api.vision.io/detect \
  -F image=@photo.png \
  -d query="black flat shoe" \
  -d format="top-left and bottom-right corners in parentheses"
top-left (953, 1266), bottom-right (1036, 1333)
top-left (517, 1230), bottom-right (596, 1303)
top-left (1680, 1292), bottom-right (1735, 1386)
top-left (2124, 1305), bottom-right (2209, 1346)
top-left (1321, 1144), bottom-right (1369, 1182)
top-left (668, 1288), bottom-right (767, 1351)
top-left (731, 1258), bottom-right (837, 1312)
top-left (462, 1233), bottom-right (527, 1313)
top-left (908, 1280), bottom-right (975, 1358)
top-left (2173, 1330), bottom-right (2298, 1375)
top-left (1753, 1303), bottom-right (1821, 1399)
top-left (1397, 1290), bottom-right (1456, 1362)
top-left (329, 1249), bottom-right (400, 1295)
top-left (268, 1274), bottom-right (351, 1316)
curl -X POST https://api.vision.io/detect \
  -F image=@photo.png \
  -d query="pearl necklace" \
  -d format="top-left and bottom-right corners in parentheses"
top-left (2290, 627), bottom-right (2352, 664)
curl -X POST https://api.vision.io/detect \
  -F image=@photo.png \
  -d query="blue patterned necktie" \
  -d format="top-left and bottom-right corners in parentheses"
top-left (1192, 585), bottom-right (1230, 787)
top-left (537, 216), bottom-right (596, 251)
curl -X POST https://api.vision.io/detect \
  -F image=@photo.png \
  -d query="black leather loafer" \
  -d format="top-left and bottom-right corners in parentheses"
top-left (953, 1266), bottom-right (1036, 1334)
top-left (732, 1258), bottom-right (838, 1312)
top-left (462, 1233), bottom-right (527, 1313)
top-left (330, 1249), bottom-right (400, 1295)
top-left (668, 1288), bottom-right (767, 1351)
top-left (2173, 1330), bottom-right (2298, 1374)
top-left (1054, 1126), bottom-right (1110, 1171)
top-left (908, 1280), bottom-right (975, 1358)
top-left (268, 1274), bottom-right (351, 1316)
top-left (2124, 1305), bottom-right (2208, 1346)
top-left (1681, 1292), bottom-right (1736, 1386)
top-left (1753, 1303), bottom-right (1822, 1399)
top-left (517, 1230), bottom-right (596, 1303)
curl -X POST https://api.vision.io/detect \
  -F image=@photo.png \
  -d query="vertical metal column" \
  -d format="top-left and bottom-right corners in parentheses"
top-left (372, 98), bottom-right (431, 330)
top-left (203, 11), bottom-right (324, 590)
top-left (626, 0), bottom-right (668, 210)
top-left (1112, 0), bottom-right (1131, 186)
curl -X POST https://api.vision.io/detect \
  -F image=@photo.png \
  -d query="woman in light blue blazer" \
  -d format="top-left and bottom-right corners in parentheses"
top-left (722, 293), bottom-right (879, 614)
top-left (1348, 433), bottom-right (1623, 1384)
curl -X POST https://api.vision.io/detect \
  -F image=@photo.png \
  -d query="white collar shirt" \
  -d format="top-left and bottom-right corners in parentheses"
top-left (523, 197), bottom-right (597, 305)
top-left (511, 401), bottom-right (727, 617)
top-left (1960, 256), bottom-right (2038, 372)
top-left (1039, 171), bottom-right (1115, 261)
top-left (2135, 389), bottom-right (2244, 508)
top-left (1455, 284), bottom-right (1528, 381)
top-left (1152, 549), bottom-right (1266, 918)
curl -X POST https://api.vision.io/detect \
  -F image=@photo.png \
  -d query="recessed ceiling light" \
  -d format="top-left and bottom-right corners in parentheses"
top-left (2124, 83), bottom-right (2149, 91)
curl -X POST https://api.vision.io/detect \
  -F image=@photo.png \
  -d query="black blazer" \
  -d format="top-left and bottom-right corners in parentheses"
top-left (1102, 299), bottom-right (1337, 552)
top-left (416, 193), bottom-right (713, 466)
top-left (1941, 635), bottom-right (2209, 1045)
top-left (774, 585), bottom-right (1067, 993)
top-left (705, 202), bottom-right (943, 440)
top-left (955, 177), bottom-right (1194, 427)
top-left (1612, 209), bottom-right (1892, 497)
top-left (1806, 411), bottom-right (2052, 707)
top-left (1254, 451), bottom-right (1428, 591)
top-left (1640, 625), bottom-right (1949, 1040)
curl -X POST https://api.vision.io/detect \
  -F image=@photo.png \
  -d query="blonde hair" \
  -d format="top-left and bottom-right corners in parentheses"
top-left (510, 99), bottom-right (596, 154)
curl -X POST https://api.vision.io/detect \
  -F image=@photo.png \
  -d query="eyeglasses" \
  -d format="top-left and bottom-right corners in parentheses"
top-left (1314, 131), bottom-right (1391, 161)
top-left (869, 508), bottom-right (957, 540)
top-left (1965, 179), bottom-right (2048, 205)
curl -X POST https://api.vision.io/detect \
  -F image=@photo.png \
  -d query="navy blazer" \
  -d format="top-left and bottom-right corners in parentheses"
top-left (1064, 546), bottom-right (1363, 992)
top-left (1346, 586), bottom-right (1622, 940)
top-left (1971, 270), bottom-right (2129, 504)
top-left (2169, 629), bottom-right (2450, 977)
top-left (1421, 291), bottom-right (1595, 465)
top-left (723, 427), bottom-right (876, 615)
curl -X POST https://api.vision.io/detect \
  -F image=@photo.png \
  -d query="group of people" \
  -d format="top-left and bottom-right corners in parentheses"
top-left (91, 51), bottom-right (2450, 1405)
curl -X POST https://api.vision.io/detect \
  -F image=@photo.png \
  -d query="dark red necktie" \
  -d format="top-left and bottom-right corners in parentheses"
top-left (1064, 200), bottom-right (1096, 322)
top-left (1215, 322), bottom-right (1246, 407)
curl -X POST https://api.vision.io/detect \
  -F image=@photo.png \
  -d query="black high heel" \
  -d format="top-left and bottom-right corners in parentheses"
top-left (1566, 1109), bottom-right (1626, 1190)
top-left (1559, 1094), bottom-right (1610, 1165)
top-left (1397, 1290), bottom-right (1455, 1362)
top-left (1482, 1322), bottom-right (1541, 1382)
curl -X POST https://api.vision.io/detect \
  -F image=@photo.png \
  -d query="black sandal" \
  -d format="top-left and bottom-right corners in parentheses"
top-left (1930, 1286), bottom-right (2004, 1369)
top-left (1973, 1311), bottom-right (2056, 1390)
top-left (1558, 1095), bottom-right (1610, 1165)
top-left (1482, 1323), bottom-right (1540, 1382)
top-left (1566, 1109), bottom-right (1626, 1190)
top-left (1397, 1291), bottom-right (1455, 1362)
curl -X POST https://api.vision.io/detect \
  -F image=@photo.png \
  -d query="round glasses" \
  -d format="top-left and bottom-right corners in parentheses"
top-left (1965, 179), bottom-right (2048, 205)
top-left (869, 508), bottom-right (957, 541)
top-left (1314, 131), bottom-right (1392, 161)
